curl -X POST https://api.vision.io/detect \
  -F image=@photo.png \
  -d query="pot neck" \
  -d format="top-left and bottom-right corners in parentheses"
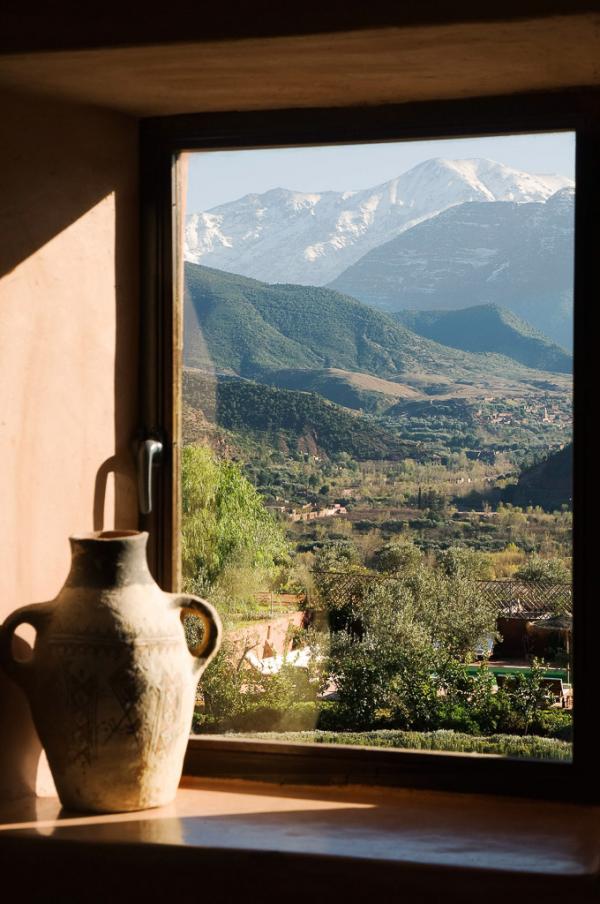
top-left (65, 532), bottom-right (155, 589)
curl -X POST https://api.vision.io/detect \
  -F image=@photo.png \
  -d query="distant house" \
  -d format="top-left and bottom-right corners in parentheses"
top-left (289, 502), bottom-right (347, 522)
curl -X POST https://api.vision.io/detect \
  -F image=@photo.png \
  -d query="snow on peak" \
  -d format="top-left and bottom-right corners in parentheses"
top-left (288, 192), bottom-right (322, 211)
top-left (185, 157), bottom-right (574, 284)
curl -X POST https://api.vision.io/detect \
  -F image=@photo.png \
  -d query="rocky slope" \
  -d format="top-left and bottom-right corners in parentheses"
top-left (329, 190), bottom-right (574, 347)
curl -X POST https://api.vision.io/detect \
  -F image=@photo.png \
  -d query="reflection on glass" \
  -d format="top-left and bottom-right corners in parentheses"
top-left (180, 134), bottom-right (574, 761)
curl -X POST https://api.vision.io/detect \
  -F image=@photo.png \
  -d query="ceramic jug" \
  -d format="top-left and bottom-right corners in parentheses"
top-left (0, 530), bottom-right (222, 813)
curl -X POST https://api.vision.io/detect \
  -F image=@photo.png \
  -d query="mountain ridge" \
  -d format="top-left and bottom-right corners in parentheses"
top-left (393, 305), bottom-right (572, 374)
top-left (185, 157), bottom-right (572, 286)
top-left (184, 262), bottom-right (571, 393)
top-left (329, 192), bottom-right (574, 347)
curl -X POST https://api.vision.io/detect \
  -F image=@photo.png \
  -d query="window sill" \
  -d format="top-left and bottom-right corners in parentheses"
top-left (1, 777), bottom-right (599, 902)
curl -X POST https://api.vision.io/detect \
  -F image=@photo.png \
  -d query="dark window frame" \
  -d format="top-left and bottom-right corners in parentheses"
top-left (140, 89), bottom-right (598, 802)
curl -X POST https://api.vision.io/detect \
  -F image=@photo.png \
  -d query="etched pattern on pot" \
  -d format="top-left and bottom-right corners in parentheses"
top-left (0, 531), bottom-right (222, 813)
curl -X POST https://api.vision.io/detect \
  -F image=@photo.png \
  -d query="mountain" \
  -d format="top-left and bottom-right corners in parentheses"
top-left (184, 158), bottom-right (572, 286)
top-left (393, 305), bottom-right (572, 374)
top-left (184, 265), bottom-right (572, 461)
top-left (329, 190), bottom-right (574, 348)
top-left (183, 263), bottom-right (570, 394)
top-left (182, 370), bottom-right (413, 460)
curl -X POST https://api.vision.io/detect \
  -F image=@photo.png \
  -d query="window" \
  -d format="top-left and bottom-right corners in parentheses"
top-left (139, 92), bottom-right (597, 800)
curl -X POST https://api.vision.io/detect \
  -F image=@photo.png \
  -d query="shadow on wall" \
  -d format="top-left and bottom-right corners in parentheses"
top-left (0, 84), bottom-right (139, 800)
top-left (0, 638), bottom-right (42, 802)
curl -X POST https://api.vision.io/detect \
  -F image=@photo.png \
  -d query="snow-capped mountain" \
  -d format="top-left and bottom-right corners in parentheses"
top-left (184, 158), bottom-right (573, 286)
top-left (329, 188), bottom-right (574, 348)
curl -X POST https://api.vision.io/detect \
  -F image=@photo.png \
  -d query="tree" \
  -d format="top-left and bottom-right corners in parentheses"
top-left (515, 555), bottom-right (571, 584)
top-left (502, 658), bottom-right (553, 735)
top-left (371, 541), bottom-right (422, 575)
top-left (313, 540), bottom-right (359, 572)
top-left (325, 563), bottom-right (499, 730)
top-left (373, 568), bottom-right (498, 662)
top-left (437, 547), bottom-right (492, 580)
top-left (327, 585), bottom-right (435, 729)
top-left (181, 445), bottom-right (289, 594)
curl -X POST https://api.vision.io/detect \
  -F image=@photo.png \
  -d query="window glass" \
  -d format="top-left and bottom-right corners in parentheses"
top-left (180, 133), bottom-right (574, 761)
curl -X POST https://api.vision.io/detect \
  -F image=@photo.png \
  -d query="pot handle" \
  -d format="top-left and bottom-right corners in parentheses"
top-left (0, 602), bottom-right (53, 692)
top-left (173, 594), bottom-right (222, 669)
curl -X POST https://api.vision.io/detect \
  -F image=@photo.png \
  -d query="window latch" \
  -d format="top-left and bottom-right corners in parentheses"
top-left (137, 437), bottom-right (163, 515)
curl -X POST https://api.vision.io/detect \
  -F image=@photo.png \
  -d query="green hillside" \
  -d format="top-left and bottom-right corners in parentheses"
top-left (183, 265), bottom-right (572, 462)
top-left (505, 443), bottom-right (572, 510)
top-left (256, 367), bottom-right (422, 413)
top-left (394, 306), bottom-right (571, 374)
top-left (183, 369), bottom-right (414, 460)
top-left (184, 263), bottom-right (563, 389)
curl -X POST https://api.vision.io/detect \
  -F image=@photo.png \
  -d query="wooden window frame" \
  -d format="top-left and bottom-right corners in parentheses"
top-left (139, 89), bottom-right (599, 802)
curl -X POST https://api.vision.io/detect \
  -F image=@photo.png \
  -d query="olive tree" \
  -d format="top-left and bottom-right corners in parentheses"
top-left (324, 557), bottom-right (499, 730)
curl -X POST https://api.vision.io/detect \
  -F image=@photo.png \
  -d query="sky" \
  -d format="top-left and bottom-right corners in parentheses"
top-left (186, 132), bottom-right (575, 213)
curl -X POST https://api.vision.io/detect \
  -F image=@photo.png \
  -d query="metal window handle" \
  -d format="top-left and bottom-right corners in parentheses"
top-left (137, 438), bottom-right (163, 515)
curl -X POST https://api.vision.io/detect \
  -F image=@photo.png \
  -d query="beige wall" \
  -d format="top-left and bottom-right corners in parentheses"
top-left (0, 15), bottom-right (598, 117)
top-left (0, 87), bottom-right (139, 799)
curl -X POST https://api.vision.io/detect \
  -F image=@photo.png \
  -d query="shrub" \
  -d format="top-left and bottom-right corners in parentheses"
top-left (515, 555), bottom-right (571, 585)
top-left (530, 709), bottom-right (572, 741)
top-left (436, 547), bottom-right (492, 580)
top-left (371, 541), bottom-right (422, 574)
top-left (194, 701), bottom-right (320, 734)
top-left (231, 729), bottom-right (571, 762)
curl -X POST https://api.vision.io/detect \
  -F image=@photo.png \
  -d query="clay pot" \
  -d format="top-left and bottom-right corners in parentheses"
top-left (0, 530), bottom-right (222, 813)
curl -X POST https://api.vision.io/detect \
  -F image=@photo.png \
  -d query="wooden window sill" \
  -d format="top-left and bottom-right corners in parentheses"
top-left (1, 778), bottom-right (599, 902)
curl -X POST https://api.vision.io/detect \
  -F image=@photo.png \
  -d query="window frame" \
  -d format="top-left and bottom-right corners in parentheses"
top-left (140, 89), bottom-right (599, 802)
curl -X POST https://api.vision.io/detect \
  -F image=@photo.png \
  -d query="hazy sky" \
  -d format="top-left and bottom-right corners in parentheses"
top-left (186, 132), bottom-right (575, 213)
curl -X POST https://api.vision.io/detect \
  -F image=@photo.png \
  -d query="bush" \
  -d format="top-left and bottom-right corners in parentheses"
top-left (530, 709), bottom-right (572, 741)
top-left (230, 729), bottom-right (571, 762)
top-left (371, 541), bottom-right (422, 574)
top-left (314, 701), bottom-right (351, 731)
top-left (194, 701), bottom-right (320, 734)
top-left (515, 555), bottom-right (571, 584)
top-left (436, 547), bottom-right (492, 580)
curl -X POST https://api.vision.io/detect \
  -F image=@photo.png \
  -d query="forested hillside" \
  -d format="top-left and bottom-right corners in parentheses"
top-left (505, 443), bottom-right (572, 510)
top-left (183, 263), bottom-right (572, 464)
top-left (184, 263), bottom-right (570, 391)
top-left (394, 305), bottom-right (571, 374)
top-left (183, 369), bottom-right (414, 460)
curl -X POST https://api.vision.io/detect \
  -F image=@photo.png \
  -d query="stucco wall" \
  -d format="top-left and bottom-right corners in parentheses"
top-left (0, 87), bottom-right (139, 800)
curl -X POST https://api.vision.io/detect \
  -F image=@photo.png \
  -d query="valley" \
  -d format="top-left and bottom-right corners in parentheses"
top-left (183, 150), bottom-right (574, 757)
top-left (182, 258), bottom-right (572, 570)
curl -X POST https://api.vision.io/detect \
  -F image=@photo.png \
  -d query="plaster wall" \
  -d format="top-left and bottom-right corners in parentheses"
top-left (0, 87), bottom-right (139, 800)
top-left (0, 15), bottom-right (598, 117)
